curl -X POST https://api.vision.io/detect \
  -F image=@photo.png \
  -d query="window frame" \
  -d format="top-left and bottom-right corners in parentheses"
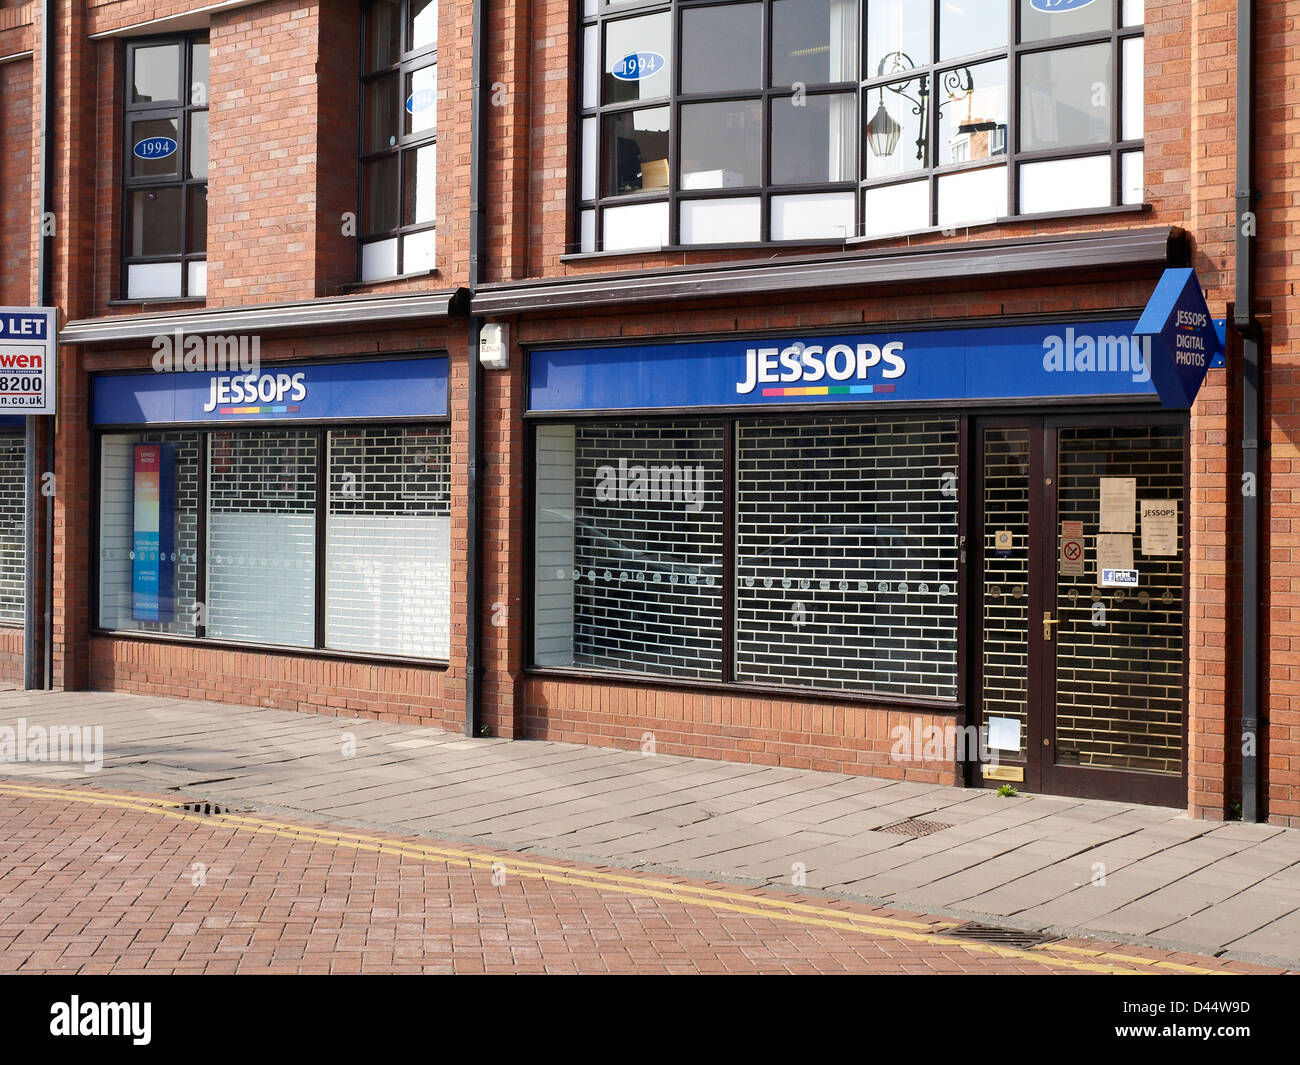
top-left (574, 0), bottom-right (1144, 253)
top-left (121, 33), bottom-right (210, 301)
top-left (525, 404), bottom-right (967, 707)
top-left (357, 0), bottom-right (439, 281)
top-left (90, 410), bottom-right (454, 666)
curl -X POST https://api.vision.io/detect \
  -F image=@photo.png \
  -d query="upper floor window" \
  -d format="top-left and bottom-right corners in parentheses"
top-left (359, 0), bottom-right (438, 281)
top-left (576, 0), bottom-right (1144, 252)
top-left (123, 34), bottom-right (209, 299)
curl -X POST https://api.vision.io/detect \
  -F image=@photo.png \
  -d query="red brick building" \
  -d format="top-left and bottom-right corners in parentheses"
top-left (0, 0), bottom-right (1294, 823)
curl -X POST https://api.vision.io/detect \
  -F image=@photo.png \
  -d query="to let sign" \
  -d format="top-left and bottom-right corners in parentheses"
top-left (0, 307), bottom-right (56, 414)
top-left (1133, 268), bottom-right (1224, 409)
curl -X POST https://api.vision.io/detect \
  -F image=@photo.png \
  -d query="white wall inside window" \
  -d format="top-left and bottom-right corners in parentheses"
top-left (937, 165), bottom-right (1006, 228)
top-left (680, 197), bottom-right (761, 244)
top-left (402, 229), bottom-right (436, 273)
top-left (771, 192), bottom-right (854, 241)
top-left (360, 237), bottom-right (399, 281)
top-left (602, 201), bottom-right (669, 251)
top-left (1019, 155), bottom-right (1109, 215)
top-left (1122, 150), bottom-right (1144, 205)
top-left (863, 179), bottom-right (929, 238)
top-left (127, 262), bottom-right (182, 300)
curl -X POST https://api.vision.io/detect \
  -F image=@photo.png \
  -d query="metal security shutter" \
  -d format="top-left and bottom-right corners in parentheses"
top-left (325, 425), bottom-right (451, 658)
top-left (206, 429), bottom-right (316, 646)
top-left (0, 435), bottom-right (24, 626)
top-left (571, 421), bottom-right (724, 679)
top-left (735, 415), bottom-right (960, 698)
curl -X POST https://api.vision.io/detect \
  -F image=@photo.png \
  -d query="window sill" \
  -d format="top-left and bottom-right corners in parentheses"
top-left (524, 664), bottom-right (962, 714)
top-left (107, 297), bottom-right (206, 308)
top-left (92, 628), bottom-right (450, 670)
top-left (346, 268), bottom-right (442, 291)
top-left (558, 203), bottom-right (1152, 262)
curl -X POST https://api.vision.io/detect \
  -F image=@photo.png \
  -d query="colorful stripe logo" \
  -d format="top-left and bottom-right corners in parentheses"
top-left (218, 404), bottom-right (302, 415)
top-left (761, 384), bottom-right (897, 398)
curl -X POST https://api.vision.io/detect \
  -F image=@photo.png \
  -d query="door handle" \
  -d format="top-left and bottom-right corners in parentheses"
top-left (1043, 611), bottom-right (1060, 641)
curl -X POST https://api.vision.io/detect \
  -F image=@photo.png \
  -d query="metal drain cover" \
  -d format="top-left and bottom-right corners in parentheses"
top-left (946, 922), bottom-right (1063, 949)
top-left (872, 818), bottom-right (953, 838)
top-left (173, 801), bottom-right (239, 817)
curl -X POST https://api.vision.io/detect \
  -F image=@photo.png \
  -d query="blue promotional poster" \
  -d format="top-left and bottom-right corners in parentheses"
top-left (131, 443), bottom-right (175, 623)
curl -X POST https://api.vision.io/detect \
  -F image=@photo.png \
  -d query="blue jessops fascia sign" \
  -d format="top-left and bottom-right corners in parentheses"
top-left (529, 319), bottom-right (1164, 413)
top-left (1133, 268), bottom-right (1225, 409)
top-left (93, 356), bottom-right (448, 425)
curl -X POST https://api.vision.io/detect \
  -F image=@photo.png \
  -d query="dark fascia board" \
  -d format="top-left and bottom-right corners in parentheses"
top-left (60, 288), bottom-right (471, 347)
top-left (473, 227), bottom-right (1189, 317)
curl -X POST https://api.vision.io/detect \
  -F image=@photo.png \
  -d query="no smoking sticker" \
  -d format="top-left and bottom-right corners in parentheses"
top-left (1060, 523), bottom-right (1085, 577)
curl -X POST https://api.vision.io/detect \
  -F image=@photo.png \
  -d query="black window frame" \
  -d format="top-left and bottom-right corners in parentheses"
top-left (121, 33), bottom-right (210, 301)
top-left (357, 0), bottom-right (440, 281)
top-left (525, 406), bottom-right (966, 705)
top-left (574, 0), bottom-right (1145, 253)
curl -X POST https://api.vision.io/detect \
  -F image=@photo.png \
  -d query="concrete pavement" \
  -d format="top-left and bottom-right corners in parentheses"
top-left (2, 688), bottom-right (1298, 969)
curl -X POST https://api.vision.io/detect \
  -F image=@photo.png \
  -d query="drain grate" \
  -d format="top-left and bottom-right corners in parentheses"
top-left (945, 922), bottom-right (1063, 949)
top-left (872, 818), bottom-right (953, 838)
top-left (173, 801), bottom-right (236, 817)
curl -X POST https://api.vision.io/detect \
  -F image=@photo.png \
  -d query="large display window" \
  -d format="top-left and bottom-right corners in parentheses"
top-left (533, 412), bottom-right (961, 698)
top-left (97, 424), bottom-right (451, 658)
top-left (93, 356), bottom-right (451, 661)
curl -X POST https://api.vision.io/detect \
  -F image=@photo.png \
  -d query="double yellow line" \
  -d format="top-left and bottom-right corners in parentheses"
top-left (0, 780), bottom-right (1228, 975)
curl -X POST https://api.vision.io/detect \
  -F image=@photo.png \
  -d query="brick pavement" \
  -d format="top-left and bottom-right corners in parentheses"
top-left (2, 689), bottom-right (1299, 968)
top-left (0, 780), bottom-right (1283, 975)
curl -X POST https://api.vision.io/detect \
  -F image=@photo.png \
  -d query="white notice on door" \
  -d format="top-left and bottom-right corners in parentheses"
top-left (987, 716), bottom-right (1022, 752)
top-left (1099, 477), bottom-right (1137, 532)
top-left (1140, 499), bottom-right (1179, 556)
top-left (1096, 534), bottom-right (1135, 584)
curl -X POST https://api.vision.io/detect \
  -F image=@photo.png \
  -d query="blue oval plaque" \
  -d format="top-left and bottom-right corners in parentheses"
top-left (1029, 0), bottom-right (1097, 11)
top-left (611, 52), bottom-right (665, 82)
top-left (406, 88), bottom-right (436, 114)
top-left (132, 136), bottom-right (178, 160)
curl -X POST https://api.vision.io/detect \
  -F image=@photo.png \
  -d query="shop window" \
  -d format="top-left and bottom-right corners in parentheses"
top-left (359, 0), bottom-right (438, 280)
top-left (325, 426), bottom-right (451, 657)
top-left (123, 35), bottom-right (209, 299)
top-left (534, 422), bottom-right (725, 679)
top-left (98, 431), bottom-right (202, 635)
top-left (735, 416), bottom-right (959, 698)
top-left (0, 433), bottom-right (25, 626)
top-left (531, 413), bottom-right (960, 700)
top-left (206, 430), bottom-right (318, 645)
top-left (574, 0), bottom-right (1142, 251)
top-left (96, 422), bottom-right (451, 661)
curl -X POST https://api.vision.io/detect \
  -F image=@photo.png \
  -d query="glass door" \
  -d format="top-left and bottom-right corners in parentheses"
top-left (974, 413), bottom-right (1188, 804)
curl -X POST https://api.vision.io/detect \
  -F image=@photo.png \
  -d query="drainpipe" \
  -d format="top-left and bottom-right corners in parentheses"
top-left (464, 0), bottom-right (488, 736)
top-left (1234, 0), bottom-right (1260, 822)
top-left (25, 0), bottom-right (55, 691)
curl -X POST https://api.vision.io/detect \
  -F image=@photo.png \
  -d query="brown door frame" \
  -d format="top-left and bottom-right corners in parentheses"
top-left (971, 409), bottom-right (1190, 806)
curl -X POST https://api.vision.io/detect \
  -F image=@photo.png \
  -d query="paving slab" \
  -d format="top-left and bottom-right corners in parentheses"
top-left (3, 687), bottom-right (1300, 968)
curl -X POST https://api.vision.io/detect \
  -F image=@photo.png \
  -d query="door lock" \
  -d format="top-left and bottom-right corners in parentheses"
top-left (1043, 611), bottom-right (1060, 641)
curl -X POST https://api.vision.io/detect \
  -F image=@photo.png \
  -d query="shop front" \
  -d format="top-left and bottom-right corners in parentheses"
top-left (89, 354), bottom-right (452, 667)
top-left (525, 315), bottom-right (1195, 804)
